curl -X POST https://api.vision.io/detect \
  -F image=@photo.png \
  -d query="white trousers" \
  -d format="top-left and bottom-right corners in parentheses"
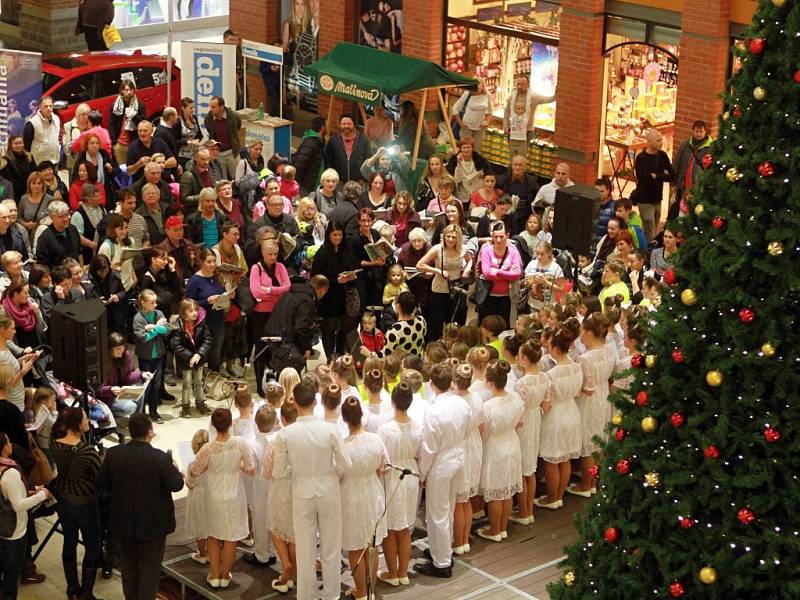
top-left (425, 456), bottom-right (465, 568)
top-left (251, 478), bottom-right (272, 561)
top-left (293, 493), bottom-right (342, 600)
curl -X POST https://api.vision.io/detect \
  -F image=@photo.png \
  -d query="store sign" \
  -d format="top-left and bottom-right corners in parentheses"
top-left (242, 40), bottom-right (283, 65)
top-left (506, 2), bottom-right (532, 17)
top-left (318, 74), bottom-right (382, 103)
top-left (477, 6), bottom-right (504, 21)
top-left (180, 41), bottom-right (236, 135)
top-left (0, 49), bottom-right (41, 156)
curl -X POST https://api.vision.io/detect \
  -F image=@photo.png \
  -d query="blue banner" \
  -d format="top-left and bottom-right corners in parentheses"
top-left (180, 41), bottom-right (236, 135)
top-left (0, 49), bottom-right (42, 155)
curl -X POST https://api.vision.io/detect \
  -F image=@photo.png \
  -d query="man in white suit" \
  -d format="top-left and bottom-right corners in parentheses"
top-left (272, 380), bottom-right (352, 600)
top-left (414, 364), bottom-right (470, 578)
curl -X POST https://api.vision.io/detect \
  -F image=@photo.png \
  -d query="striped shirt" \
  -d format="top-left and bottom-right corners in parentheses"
top-left (51, 441), bottom-right (103, 504)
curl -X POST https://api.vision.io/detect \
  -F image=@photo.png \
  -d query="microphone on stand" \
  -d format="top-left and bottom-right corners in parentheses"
top-left (385, 463), bottom-right (420, 479)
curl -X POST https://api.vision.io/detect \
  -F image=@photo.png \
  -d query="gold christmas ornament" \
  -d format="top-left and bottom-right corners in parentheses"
top-left (706, 370), bottom-right (724, 387)
top-left (699, 566), bottom-right (718, 585)
top-left (681, 289), bottom-right (698, 306)
top-left (772, 0), bottom-right (786, 5)
top-left (563, 571), bottom-right (576, 587)
top-left (725, 167), bottom-right (741, 182)
top-left (641, 416), bottom-right (658, 433)
top-left (722, 111), bottom-right (730, 121)
top-left (694, 204), bottom-right (705, 216)
top-left (753, 86), bottom-right (766, 101)
top-left (645, 354), bottom-right (657, 368)
top-left (644, 472), bottom-right (660, 487)
top-left (767, 241), bottom-right (784, 256)
top-left (612, 414), bottom-right (623, 426)
top-left (761, 342), bottom-right (776, 357)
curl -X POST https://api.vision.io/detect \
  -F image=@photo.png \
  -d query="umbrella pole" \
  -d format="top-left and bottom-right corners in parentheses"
top-left (412, 89), bottom-right (428, 170)
top-left (438, 88), bottom-right (457, 153)
top-left (358, 102), bottom-right (368, 127)
top-left (326, 95), bottom-right (334, 136)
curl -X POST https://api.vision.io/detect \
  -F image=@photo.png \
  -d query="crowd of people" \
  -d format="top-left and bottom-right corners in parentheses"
top-left (0, 78), bottom-right (694, 599)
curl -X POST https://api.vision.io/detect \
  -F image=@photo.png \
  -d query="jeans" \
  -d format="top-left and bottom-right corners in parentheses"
top-left (118, 535), bottom-right (166, 600)
top-left (58, 497), bottom-right (102, 566)
top-left (637, 203), bottom-right (660, 242)
top-left (110, 396), bottom-right (142, 418)
top-left (0, 535), bottom-right (27, 600)
top-left (181, 367), bottom-right (205, 407)
top-left (206, 320), bottom-right (224, 371)
top-left (138, 357), bottom-right (163, 415)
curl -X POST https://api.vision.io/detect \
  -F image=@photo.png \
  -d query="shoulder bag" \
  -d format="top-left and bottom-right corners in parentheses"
top-left (471, 245), bottom-right (507, 306)
top-left (0, 467), bottom-right (19, 537)
top-left (27, 433), bottom-right (54, 487)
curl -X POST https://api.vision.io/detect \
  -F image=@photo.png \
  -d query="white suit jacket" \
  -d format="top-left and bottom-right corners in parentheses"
top-left (272, 415), bottom-right (352, 499)
top-left (418, 392), bottom-right (471, 480)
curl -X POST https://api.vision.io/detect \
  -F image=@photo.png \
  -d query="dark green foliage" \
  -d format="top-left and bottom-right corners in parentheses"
top-left (548, 1), bottom-right (800, 597)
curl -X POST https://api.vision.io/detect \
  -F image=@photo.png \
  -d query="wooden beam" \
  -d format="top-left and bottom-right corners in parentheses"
top-left (358, 102), bottom-right (368, 126)
top-left (325, 95), bottom-right (334, 135)
top-left (411, 89), bottom-right (428, 170)
top-left (437, 88), bottom-right (457, 154)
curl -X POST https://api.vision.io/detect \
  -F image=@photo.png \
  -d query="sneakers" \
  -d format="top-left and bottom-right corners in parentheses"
top-left (150, 412), bottom-right (165, 425)
top-left (180, 407), bottom-right (193, 419)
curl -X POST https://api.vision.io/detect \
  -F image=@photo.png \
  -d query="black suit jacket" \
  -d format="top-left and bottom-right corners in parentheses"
top-left (97, 440), bottom-right (184, 540)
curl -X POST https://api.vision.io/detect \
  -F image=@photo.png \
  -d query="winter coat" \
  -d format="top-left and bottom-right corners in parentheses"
top-left (263, 282), bottom-right (319, 353)
top-left (293, 132), bottom-right (325, 194)
top-left (324, 132), bottom-right (370, 183)
top-left (169, 310), bottom-right (212, 369)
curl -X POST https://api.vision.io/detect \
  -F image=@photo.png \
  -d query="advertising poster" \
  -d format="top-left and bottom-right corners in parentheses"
top-left (0, 49), bottom-right (42, 156)
top-left (180, 41), bottom-right (236, 136)
top-left (357, 0), bottom-right (403, 118)
top-left (530, 42), bottom-right (558, 131)
top-left (281, 0), bottom-right (320, 112)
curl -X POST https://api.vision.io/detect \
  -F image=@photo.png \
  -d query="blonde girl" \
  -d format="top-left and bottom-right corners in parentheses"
top-left (382, 264), bottom-right (409, 306)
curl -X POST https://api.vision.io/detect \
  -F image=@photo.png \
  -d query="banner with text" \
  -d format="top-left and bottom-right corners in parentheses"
top-left (180, 41), bottom-right (236, 136)
top-left (0, 49), bottom-right (42, 157)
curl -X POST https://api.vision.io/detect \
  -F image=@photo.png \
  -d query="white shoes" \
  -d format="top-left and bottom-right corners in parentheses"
top-left (271, 578), bottom-right (295, 593)
top-left (218, 575), bottom-right (232, 588)
top-left (206, 575), bottom-right (220, 588)
top-left (377, 572), bottom-right (399, 586)
top-left (240, 537), bottom-right (255, 547)
top-left (453, 543), bottom-right (471, 555)
top-left (477, 527), bottom-right (503, 542)
top-left (191, 552), bottom-right (209, 565)
top-left (565, 484), bottom-right (594, 498)
top-left (533, 497), bottom-right (563, 510)
top-left (508, 514), bottom-right (534, 525)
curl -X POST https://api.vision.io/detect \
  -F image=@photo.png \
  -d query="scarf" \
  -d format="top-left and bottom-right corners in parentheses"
top-left (1, 295), bottom-right (37, 333)
top-left (112, 96), bottom-right (140, 131)
top-left (0, 457), bottom-right (24, 488)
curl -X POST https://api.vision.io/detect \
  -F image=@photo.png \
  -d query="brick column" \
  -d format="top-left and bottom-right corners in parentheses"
top-left (401, 0), bottom-right (443, 114)
top-left (316, 0), bottom-right (357, 125)
top-left (18, 0), bottom-right (83, 52)
top-left (230, 0), bottom-right (280, 110)
top-left (674, 0), bottom-right (731, 143)
top-left (553, 0), bottom-right (605, 184)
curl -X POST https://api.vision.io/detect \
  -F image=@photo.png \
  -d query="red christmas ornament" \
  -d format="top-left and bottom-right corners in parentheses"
top-left (711, 216), bottom-right (726, 229)
top-left (603, 527), bottom-right (619, 543)
top-left (663, 269), bottom-right (677, 285)
top-left (671, 412), bottom-right (686, 428)
top-left (737, 507), bottom-right (755, 525)
top-left (758, 161), bottom-right (775, 177)
top-left (701, 154), bottom-right (713, 169)
top-left (732, 106), bottom-right (743, 118)
top-left (588, 464), bottom-right (600, 479)
top-left (616, 458), bottom-right (631, 475)
top-left (635, 391), bottom-right (649, 407)
top-left (795, 70), bottom-right (800, 84)
top-left (615, 428), bottom-right (626, 442)
top-left (764, 426), bottom-right (781, 443)
top-left (631, 354), bottom-right (645, 368)
top-left (671, 349), bottom-right (684, 364)
top-left (678, 516), bottom-right (694, 530)
top-left (669, 582), bottom-right (686, 597)
top-left (704, 445), bottom-right (720, 459)
top-left (739, 307), bottom-right (756, 323)
top-left (749, 37), bottom-right (765, 54)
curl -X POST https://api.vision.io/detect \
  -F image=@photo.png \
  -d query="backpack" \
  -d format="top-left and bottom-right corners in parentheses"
top-left (0, 467), bottom-right (20, 537)
top-left (450, 91), bottom-right (473, 141)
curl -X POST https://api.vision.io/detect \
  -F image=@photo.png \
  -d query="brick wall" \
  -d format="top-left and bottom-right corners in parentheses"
top-left (18, 1), bottom-right (83, 52)
top-left (553, 0), bottom-right (605, 184)
top-left (674, 0), bottom-right (732, 144)
top-left (316, 0), bottom-right (357, 128)
top-left (401, 0), bottom-right (443, 112)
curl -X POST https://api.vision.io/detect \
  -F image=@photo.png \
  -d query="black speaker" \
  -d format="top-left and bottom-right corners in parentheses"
top-left (551, 183), bottom-right (602, 257)
top-left (51, 300), bottom-right (109, 392)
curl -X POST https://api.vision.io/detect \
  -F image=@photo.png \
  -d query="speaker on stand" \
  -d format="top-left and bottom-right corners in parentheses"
top-left (51, 300), bottom-right (110, 394)
top-left (551, 183), bottom-right (602, 284)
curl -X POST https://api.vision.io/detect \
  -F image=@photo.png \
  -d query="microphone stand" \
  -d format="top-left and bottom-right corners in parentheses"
top-left (357, 463), bottom-right (418, 600)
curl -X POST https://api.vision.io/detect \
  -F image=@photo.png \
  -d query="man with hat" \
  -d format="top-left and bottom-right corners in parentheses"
top-left (204, 139), bottom-right (226, 184)
top-left (38, 160), bottom-right (68, 204)
top-left (154, 214), bottom-right (200, 284)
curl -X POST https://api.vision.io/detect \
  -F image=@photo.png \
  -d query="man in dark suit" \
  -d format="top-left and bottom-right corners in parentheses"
top-left (98, 414), bottom-right (184, 600)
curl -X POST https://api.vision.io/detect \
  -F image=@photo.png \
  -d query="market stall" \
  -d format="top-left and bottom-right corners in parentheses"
top-left (304, 42), bottom-right (478, 168)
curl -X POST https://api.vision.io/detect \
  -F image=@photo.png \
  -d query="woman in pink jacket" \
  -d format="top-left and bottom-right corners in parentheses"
top-left (249, 239), bottom-right (290, 397)
top-left (477, 222), bottom-right (522, 326)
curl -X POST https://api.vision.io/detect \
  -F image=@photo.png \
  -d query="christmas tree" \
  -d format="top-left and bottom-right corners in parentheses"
top-left (548, 0), bottom-right (800, 597)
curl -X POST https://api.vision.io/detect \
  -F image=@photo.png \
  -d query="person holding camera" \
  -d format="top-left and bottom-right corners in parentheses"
top-left (416, 224), bottom-right (472, 342)
top-left (523, 242), bottom-right (565, 312)
top-left (360, 146), bottom-right (410, 197)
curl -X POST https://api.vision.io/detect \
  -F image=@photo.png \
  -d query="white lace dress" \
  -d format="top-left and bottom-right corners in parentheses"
top-left (190, 437), bottom-right (255, 541)
top-left (514, 372), bottom-right (550, 476)
top-left (539, 362), bottom-right (583, 463)
top-left (377, 420), bottom-right (422, 531)
top-left (341, 431), bottom-right (390, 551)
top-left (479, 392), bottom-right (525, 501)
top-left (611, 347), bottom-right (634, 421)
top-left (455, 391), bottom-right (485, 502)
top-left (184, 467), bottom-right (207, 540)
top-left (577, 346), bottom-right (617, 456)
top-left (261, 436), bottom-right (294, 543)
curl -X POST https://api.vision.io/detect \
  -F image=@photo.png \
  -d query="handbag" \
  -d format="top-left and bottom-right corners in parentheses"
top-left (450, 91), bottom-right (472, 141)
top-left (234, 282), bottom-right (256, 314)
top-left (27, 433), bottom-right (54, 487)
top-left (345, 285), bottom-right (361, 318)
top-left (269, 342), bottom-right (306, 374)
top-left (102, 24), bottom-right (122, 48)
top-left (470, 246), bottom-right (508, 306)
top-left (0, 468), bottom-right (18, 538)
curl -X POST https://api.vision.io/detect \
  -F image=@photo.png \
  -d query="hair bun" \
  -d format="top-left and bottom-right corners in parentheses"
top-left (456, 364), bottom-right (473, 379)
top-left (328, 383), bottom-right (340, 394)
top-left (339, 355), bottom-right (354, 367)
top-left (497, 360), bottom-right (512, 375)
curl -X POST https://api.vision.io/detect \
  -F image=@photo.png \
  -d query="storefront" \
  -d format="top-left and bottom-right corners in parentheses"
top-left (443, 0), bottom-right (560, 177)
top-left (599, 14), bottom-right (680, 195)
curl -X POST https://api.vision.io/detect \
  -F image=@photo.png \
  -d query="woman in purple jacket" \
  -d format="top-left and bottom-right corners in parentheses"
top-left (98, 332), bottom-right (150, 417)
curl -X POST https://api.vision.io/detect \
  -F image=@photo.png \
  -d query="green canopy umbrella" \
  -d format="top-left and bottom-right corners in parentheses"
top-left (305, 42), bottom-right (478, 167)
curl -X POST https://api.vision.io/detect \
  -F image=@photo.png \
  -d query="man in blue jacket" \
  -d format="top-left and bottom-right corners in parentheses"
top-left (323, 114), bottom-right (370, 185)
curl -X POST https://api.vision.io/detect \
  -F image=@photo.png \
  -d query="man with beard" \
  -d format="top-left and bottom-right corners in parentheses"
top-left (323, 114), bottom-right (370, 184)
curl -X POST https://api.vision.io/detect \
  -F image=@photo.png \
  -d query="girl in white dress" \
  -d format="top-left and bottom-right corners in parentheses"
top-left (185, 429), bottom-right (210, 565)
top-left (536, 328), bottom-right (583, 510)
top-left (466, 346), bottom-right (492, 517)
top-left (232, 387), bottom-right (257, 547)
top-left (477, 361), bottom-right (525, 542)
top-left (451, 363), bottom-right (482, 554)
top-left (568, 313), bottom-right (618, 497)
top-left (341, 398), bottom-right (390, 600)
top-left (362, 369), bottom-right (392, 433)
top-left (511, 341), bottom-right (550, 525)
top-left (189, 408), bottom-right (256, 589)
top-left (332, 355), bottom-right (361, 402)
top-left (314, 383), bottom-right (349, 438)
top-left (262, 401), bottom-right (297, 593)
top-left (377, 383), bottom-right (421, 586)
